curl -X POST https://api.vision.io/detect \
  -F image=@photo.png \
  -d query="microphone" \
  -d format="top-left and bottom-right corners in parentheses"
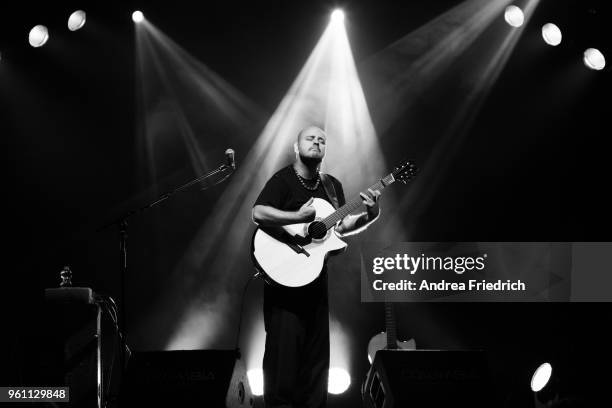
top-left (225, 148), bottom-right (236, 170)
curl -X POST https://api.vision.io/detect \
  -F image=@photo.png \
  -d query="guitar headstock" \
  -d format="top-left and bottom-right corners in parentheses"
top-left (392, 160), bottom-right (418, 184)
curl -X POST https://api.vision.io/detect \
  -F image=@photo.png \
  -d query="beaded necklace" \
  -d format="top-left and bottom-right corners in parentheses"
top-left (293, 165), bottom-right (321, 191)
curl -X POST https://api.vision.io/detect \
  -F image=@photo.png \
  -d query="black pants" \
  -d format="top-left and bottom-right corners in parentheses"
top-left (263, 273), bottom-right (329, 408)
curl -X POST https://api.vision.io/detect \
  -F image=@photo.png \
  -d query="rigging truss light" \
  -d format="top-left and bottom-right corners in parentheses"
top-left (67, 10), bottom-right (86, 31)
top-left (132, 11), bottom-right (145, 23)
top-left (504, 5), bottom-right (525, 28)
top-left (328, 367), bottom-right (351, 394)
top-left (331, 9), bottom-right (345, 24)
top-left (28, 25), bottom-right (49, 48)
top-left (541, 23), bottom-right (562, 46)
top-left (246, 369), bottom-right (263, 396)
top-left (531, 362), bottom-right (552, 392)
top-left (583, 48), bottom-right (606, 71)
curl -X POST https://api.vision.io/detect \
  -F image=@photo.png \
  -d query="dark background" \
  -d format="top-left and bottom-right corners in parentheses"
top-left (1, 0), bottom-right (610, 406)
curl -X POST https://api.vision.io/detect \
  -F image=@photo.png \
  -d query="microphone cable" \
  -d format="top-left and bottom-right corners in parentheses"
top-left (234, 272), bottom-right (262, 353)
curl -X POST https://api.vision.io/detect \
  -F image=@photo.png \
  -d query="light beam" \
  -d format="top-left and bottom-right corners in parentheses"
top-left (130, 18), bottom-right (264, 350)
top-left (358, 0), bottom-right (540, 234)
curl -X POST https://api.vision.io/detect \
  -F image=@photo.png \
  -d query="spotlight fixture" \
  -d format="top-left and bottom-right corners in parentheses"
top-left (331, 9), bottom-right (345, 23)
top-left (541, 23), bottom-right (562, 46)
top-left (28, 25), bottom-right (49, 48)
top-left (328, 367), bottom-right (351, 394)
top-left (67, 10), bottom-right (86, 31)
top-left (583, 48), bottom-right (606, 71)
top-left (132, 11), bottom-right (144, 23)
top-left (504, 5), bottom-right (524, 28)
top-left (531, 362), bottom-right (552, 392)
top-left (246, 369), bottom-right (263, 396)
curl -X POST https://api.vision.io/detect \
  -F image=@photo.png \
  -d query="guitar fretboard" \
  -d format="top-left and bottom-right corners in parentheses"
top-left (321, 174), bottom-right (395, 230)
top-left (385, 302), bottom-right (398, 349)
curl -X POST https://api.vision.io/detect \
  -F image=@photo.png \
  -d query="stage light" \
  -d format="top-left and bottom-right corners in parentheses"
top-left (504, 5), bottom-right (524, 28)
top-left (328, 367), bottom-right (351, 394)
top-left (67, 10), bottom-right (86, 31)
top-left (541, 23), bottom-right (561, 46)
top-left (28, 25), bottom-right (49, 48)
top-left (583, 48), bottom-right (606, 71)
top-left (531, 362), bottom-right (552, 392)
top-left (132, 11), bottom-right (144, 23)
top-left (247, 368), bottom-right (264, 396)
top-left (331, 9), bottom-right (345, 23)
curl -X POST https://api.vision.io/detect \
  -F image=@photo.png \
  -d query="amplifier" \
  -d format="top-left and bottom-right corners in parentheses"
top-left (120, 349), bottom-right (253, 408)
top-left (363, 350), bottom-right (491, 408)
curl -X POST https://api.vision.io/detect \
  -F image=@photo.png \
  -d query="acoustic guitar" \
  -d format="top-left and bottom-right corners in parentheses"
top-left (251, 160), bottom-right (417, 287)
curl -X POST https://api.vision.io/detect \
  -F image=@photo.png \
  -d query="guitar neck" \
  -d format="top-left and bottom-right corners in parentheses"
top-left (321, 174), bottom-right (395, 230)
top-left (385, 302), bottom-right (398, 349)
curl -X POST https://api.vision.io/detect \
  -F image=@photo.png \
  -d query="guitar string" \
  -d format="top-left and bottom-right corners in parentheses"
top-left (309, 179), bottom-right (388, 237)
top-left (306, 166), bottom-right (414, 237)
top-left (308, 179), bottom-right (386, 237)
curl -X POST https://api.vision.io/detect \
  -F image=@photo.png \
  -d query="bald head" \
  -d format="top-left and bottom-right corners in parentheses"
top-left (297, 126), bottom-right (326, 142)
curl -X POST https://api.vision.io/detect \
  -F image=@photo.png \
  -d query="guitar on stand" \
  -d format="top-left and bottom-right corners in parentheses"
top-left (252, 160), bottom-right (418, 287)
top-left (367, 302), bottom-right (416, 364)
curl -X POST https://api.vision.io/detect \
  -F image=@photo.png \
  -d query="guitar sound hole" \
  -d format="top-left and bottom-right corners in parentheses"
top-left (307, 221), bottom-right (327, 239)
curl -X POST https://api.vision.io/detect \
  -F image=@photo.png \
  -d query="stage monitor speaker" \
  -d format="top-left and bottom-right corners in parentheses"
top-left (120, 349), bottom-right (253, 408)
top-left (363, 350), bottom-right (491, 408)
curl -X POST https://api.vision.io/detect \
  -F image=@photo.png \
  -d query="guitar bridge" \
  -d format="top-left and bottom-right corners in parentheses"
top-left (259, 227), bottom-right (311, 257)
top-left (287, 242), bottom-right (310, 257)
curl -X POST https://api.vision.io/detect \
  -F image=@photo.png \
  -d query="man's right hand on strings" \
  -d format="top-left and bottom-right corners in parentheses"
top-left (297, 197), bottom-right (316, 222)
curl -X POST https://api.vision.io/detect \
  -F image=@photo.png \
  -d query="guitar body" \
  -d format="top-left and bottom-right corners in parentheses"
top-left (252, 198), bottom-right (348, 287)
top-left (367, 333), bottom-right (416, 363)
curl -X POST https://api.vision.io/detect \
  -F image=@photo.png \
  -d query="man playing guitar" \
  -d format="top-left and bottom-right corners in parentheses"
top-left (252, 125), bottom-right (380, 408)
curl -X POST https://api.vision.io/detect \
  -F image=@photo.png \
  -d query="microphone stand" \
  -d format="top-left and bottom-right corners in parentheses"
top-left (98, 162), bottom-right (234, 379)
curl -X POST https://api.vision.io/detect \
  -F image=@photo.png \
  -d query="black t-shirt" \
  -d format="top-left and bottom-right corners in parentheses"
top-left (254, 165), bottom-right (346, 211)
top-left (254, 165), bottom-right (346, 312)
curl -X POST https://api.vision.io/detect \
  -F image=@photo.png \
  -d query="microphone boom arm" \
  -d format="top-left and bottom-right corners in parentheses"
top-left (99, 162), bottom-right (234, 231)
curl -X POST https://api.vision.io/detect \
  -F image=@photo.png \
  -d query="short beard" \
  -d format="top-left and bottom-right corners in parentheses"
top-left (299, 154), bottom-right (322, 169)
